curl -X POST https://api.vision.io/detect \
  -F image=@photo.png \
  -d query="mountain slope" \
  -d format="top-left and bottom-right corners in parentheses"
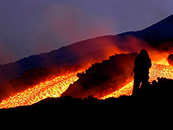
top-left (1, 14), bottom-right (173, 86)
top-left (0, 35), bottom-right (145, 86)
top-left (61, 53), bottom-right (138, 99)
top-left (0, 36), bottom-right (118, 85)
top-left (120, 15), bottom-right (173, 41)
top-left (141, 15), bottom-right (173, 41)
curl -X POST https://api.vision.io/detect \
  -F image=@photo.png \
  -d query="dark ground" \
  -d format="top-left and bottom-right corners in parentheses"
top-left (0, 78), bottom-right (172, 127)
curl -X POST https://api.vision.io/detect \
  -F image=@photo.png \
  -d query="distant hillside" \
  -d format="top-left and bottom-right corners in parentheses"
top-left (0, 36), bottom-right (117, 86)
top-left (120, 15), bottom-right (173, 40)
top-left (1, 14), bottom-right (173, 87)
top-left (0, 35), bottom-right (146, 86)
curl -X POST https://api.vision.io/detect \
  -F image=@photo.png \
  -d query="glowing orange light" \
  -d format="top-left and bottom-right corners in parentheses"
top-left (0, 71), bottom-right (83, 108)
top-left (101, 62), bottom-right (173, 99)
top-left (1, 59), bottom-right (173, 108)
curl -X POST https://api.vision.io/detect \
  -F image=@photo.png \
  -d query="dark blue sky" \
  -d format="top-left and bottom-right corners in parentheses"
top-left (0, 0), bottom-right (173, 64)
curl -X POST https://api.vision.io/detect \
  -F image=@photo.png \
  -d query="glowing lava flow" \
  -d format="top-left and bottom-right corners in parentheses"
top-left (101, 62), bottom-right (173, 99)
top-left (0, 71), bottom-right (82, 108)
top-left (1, 61), bottom-right (173, 108)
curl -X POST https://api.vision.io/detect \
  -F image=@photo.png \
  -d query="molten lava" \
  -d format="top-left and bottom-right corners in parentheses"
top-left (0, 71), bottom-right (83, 108)
top-left (1, 58), bottom-right (173, 109)
top-left (101, 62), bottom-right (173, 99)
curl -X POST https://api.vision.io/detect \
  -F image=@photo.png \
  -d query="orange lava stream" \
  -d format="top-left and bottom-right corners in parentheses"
top-left (0, 71), bottom-right (83, 109)
top-left (1, 61), bottom-right (173, 108)
top-left (101, 63), bottom-right (173, 99)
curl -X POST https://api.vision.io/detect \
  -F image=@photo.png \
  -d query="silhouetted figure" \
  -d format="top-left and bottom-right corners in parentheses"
top-left (133, 49), bottom-right (151, 95)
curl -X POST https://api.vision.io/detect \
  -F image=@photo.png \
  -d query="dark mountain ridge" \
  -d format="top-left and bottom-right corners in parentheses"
top-left (0, 14), bottom-right (173, 86)
top-left (141, 15), bottom-right (173, 40)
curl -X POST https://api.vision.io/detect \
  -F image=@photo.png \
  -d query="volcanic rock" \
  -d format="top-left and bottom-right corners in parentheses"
top-left (61, 53), bottom-right (138, 99)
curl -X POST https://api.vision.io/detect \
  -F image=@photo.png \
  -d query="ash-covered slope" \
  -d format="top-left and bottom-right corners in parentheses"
top-left (61, 53), bottom-right (138, 99)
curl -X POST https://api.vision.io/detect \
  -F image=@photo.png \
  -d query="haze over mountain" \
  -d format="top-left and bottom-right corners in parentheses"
top-left (1, 0), bottom-right (173, 65)
top-left (0, 15), bottom-right (173, 87)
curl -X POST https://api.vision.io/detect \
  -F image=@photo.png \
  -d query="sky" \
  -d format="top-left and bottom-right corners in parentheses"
top-left (0, 0), bottom-right (173, 64)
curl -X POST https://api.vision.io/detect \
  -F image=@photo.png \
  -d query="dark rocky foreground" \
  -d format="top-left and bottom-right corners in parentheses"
top-left (0, 79), bottom-right (172, 127)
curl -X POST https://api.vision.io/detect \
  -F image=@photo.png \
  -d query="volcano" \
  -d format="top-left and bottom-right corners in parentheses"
top-left (1, 15), bottom-right (173, 109)
top-left (1, 15), bottom-right (173, 85)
